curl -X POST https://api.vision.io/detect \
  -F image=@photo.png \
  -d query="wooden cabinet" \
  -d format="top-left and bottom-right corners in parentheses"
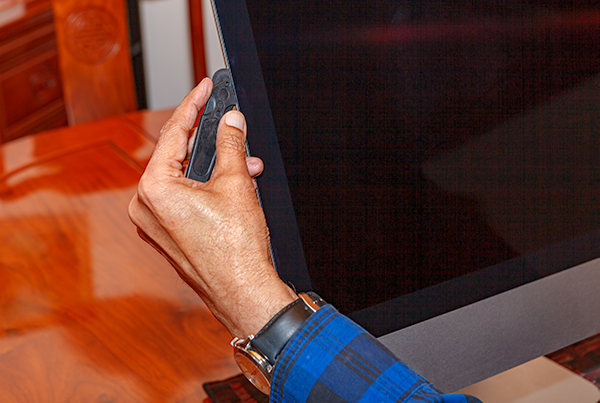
top-left (0, 0), bottom-right (68, 143)
top-left (0, 0), bottom-right (146, 144)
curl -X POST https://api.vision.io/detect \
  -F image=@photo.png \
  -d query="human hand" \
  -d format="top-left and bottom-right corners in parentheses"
top-left (128, 79), bottom-right (297, 338)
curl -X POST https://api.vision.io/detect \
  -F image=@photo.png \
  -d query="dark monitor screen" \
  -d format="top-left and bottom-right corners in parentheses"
top-left (212, 0), bottom-right (600, 390)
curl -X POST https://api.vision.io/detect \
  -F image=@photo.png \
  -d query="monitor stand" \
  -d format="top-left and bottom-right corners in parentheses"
top-left (457, 357), bottom-right (599, 403)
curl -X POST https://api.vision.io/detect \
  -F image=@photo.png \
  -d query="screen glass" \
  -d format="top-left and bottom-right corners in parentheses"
top-left (224, 0), bottom-right (600, 333)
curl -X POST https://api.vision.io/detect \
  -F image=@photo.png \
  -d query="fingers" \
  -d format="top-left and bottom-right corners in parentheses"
top-left (211, 110), bottom-right (250, 180)
top-left (148, 79), bottom-right (213, 177)
top-left (246, 156), bottom-right (264, 178)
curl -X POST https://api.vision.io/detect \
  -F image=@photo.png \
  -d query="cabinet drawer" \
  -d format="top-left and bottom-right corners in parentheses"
top-left (1, 52), bottom-right (63, 128)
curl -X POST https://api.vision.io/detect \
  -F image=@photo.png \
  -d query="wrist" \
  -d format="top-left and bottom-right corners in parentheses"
top-left (231, 292), bottom-right (327, 395)
top-left (230, 281), bottom-right (298, 338)
top-left (189, 257), bottom-right (297, 338)
top-left (203, 261), bottom-right (298, 338)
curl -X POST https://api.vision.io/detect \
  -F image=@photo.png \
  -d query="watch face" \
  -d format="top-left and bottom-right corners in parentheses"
top-left (234, 351), bottom-right (271, 395)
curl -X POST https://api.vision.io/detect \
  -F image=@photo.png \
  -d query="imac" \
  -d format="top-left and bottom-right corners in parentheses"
top-left (210, 0), bottom-right (600, 397)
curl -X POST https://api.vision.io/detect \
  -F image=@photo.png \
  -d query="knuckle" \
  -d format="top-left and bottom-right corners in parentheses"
top-left (127, 196), bottom-right (141, 225)
top-left (159, 119), bottom-right (188, 141)
top-left (220, 131), bottom-right (246, 154)
top-left (136, 176), bottom-right (153, 202)
top-left (159, 118), bottom-right (176, 136)
top-left (136, 174), bottom-right (163, 209)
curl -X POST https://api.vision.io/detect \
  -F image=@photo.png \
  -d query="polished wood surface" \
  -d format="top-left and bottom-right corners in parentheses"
top-left (51, 0), bottom-right (138, 125)
top-left (0, 109), bottom-right (238, 402)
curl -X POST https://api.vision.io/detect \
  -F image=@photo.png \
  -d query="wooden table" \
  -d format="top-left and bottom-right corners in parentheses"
top-left (0, 109), bottom-right (239, 402)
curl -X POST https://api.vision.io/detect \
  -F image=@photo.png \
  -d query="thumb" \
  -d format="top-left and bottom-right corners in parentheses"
top-left (212, 110), bottom-right (250, 179)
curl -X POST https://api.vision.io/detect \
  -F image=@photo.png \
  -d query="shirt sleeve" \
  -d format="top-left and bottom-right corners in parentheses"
top-left (270, 305), bottom-right (481, 403)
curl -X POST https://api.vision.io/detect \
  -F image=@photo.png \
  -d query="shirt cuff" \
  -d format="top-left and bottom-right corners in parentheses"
top-left (269, 305), bottom-right (480, 403)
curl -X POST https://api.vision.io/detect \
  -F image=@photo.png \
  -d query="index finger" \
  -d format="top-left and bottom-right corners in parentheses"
top-left (147, 79), bottom-right (213, 177)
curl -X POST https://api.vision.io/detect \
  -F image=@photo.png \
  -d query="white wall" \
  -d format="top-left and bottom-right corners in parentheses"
top-left (139, 0), bottom-right (224, 110)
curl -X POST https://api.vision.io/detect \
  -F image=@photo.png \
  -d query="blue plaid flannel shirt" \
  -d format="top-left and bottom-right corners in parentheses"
top-left (270, 305), bottom-right (481, 402)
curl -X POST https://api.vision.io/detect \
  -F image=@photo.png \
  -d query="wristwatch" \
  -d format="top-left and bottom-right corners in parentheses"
top-left (231, 292), bottom-right (326, 395)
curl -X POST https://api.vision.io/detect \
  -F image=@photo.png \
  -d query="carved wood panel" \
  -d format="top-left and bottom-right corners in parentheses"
top-left (51, 0), bottom-right (137, 125)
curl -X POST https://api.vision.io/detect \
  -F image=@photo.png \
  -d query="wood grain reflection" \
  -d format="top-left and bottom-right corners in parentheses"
top-left (0, 110), bottom-right (238, 402)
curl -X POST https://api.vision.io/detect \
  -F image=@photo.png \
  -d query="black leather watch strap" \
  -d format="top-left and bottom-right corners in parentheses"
top-left (251, 293), bottom-right (325, 364)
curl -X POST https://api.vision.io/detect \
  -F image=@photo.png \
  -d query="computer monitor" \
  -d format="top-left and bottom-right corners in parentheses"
top-left (211, 0), bottom-right (600, 392)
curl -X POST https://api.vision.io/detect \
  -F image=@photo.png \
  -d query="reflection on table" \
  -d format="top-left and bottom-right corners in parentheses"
top-left (0, 109), bottom-right (238, 402)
